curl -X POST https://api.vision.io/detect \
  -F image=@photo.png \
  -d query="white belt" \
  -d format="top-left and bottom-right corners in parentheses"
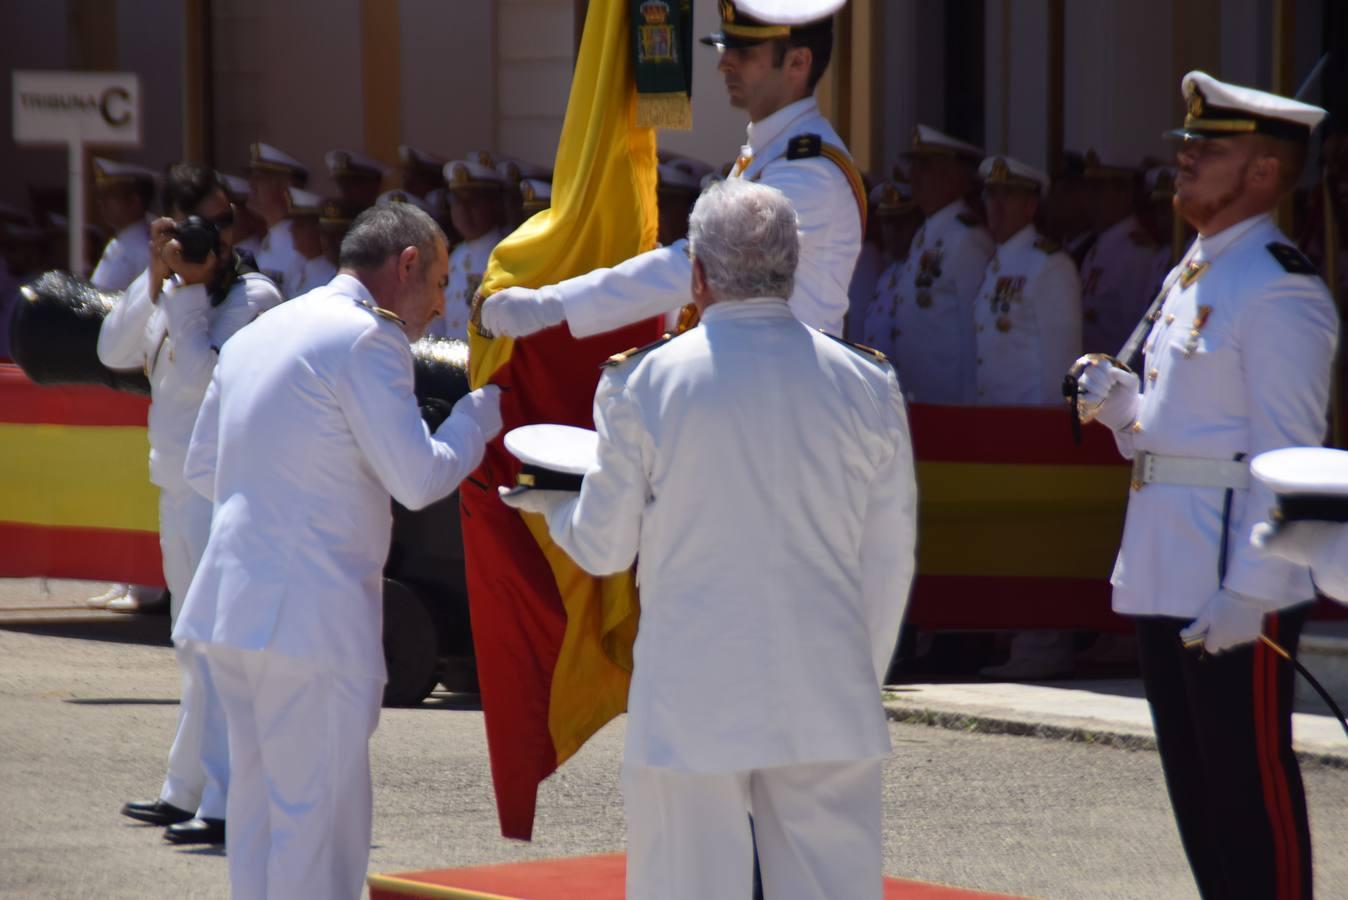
top-left (1130, 451), bottom-right (1250, 491)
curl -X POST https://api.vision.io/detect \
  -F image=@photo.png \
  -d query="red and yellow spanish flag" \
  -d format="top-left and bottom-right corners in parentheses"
top-left (0, 367), bottom-right (162, 585)
top-left (462, 0), bottom-right (665, 840)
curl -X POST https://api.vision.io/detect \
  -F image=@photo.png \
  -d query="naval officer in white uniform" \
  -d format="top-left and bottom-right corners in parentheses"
top-left (971, 156), bottom-right (1080, 407)
top-left (888, 125), bottom-right (994, 404)
top-left (100, 164), bottom-right (283, 844)
top-left (179, 202), bottom-right (502, 900)
top-left (481, 0), bottom-right (864, 341)
top-left (425, 159), bottom-right (508, 341)
top-left (248, 142), bottom-right (309, 299)
top-left (502, 180), bottom-right (916, 900)
top-left (1075, 72), bottom-right (1334, 900)
top-left (89, 158), bottom-right (157, 292)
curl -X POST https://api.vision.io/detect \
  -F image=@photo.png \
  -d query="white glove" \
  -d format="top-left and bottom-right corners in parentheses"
top-left (480, 286), bottom-right (565, 338)
top-left (1076, 357), bottom-right (1140, 431)
top-left (497, 485), bottom-right (572, 516)
top-left (1252, 520), bottom-right (1339, 568)
top-left (446, 385), bottom-right (503, 442)
top-left (1180, 590), bottom-right (1265, 654)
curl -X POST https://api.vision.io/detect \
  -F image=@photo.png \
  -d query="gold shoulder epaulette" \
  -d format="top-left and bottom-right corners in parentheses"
top-left (1034, 236), bottom-right (1061, 254)
top-left (355, 298), bottom-right (407, 326)
top-left (602, 332), bottom-right (676, 368)
top-left (816, 328), bottom-right (888, 365)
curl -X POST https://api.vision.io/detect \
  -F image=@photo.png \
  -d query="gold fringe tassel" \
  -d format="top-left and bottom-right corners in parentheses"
top-left (635, 92), bottom-right (692, 130)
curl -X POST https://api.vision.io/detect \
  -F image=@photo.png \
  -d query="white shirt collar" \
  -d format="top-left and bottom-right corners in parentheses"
top-left (1195, 212), bottom-right (1273, 260)
top-left (699, 297), bottom-right (795, 323)
top-left (329, 272), bottom-right (376, 307)
top-left (745, 97), bottom-right (818, 156)
top-left (997, 223), bottom-right (1037, 254)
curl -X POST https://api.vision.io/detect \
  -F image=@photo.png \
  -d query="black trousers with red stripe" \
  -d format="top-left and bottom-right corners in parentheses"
top-left (1135, 608), bottom-right (1312, 900)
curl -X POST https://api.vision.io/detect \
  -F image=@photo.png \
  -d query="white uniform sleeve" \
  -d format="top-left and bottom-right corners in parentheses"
top-left (1223, 277), bottom-right (1338, 604)
top-left (89, 239), bottom-right (124, 291)
top-left (544, 374), bottom-right (650, 575)
top-left (860, 373), bottom-right (918, 684)
top-left (1032, 254), bottom-right (1083, 405)
top-left (760, 157), bottom-right (859, 334)
top-left (553, 243), bottom-right (692, 339)
top-left (335, 324), bottom-right (486, 510)
top-left (96, 268), bottom-right (155, 369)
top-left (1310, 526), bottom-right (1348, 606)
top-left (160, 275), bottom-right (273, 400)
top-left (185, 369), bottom-right (221, 501)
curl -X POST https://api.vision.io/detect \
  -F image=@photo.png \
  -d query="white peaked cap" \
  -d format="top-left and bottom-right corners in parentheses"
top-left (979, 155), bottom-right (1051, 195)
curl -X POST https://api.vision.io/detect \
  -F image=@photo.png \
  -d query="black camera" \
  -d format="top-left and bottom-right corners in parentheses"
top-left (172, 215), bottom-right (222, 264)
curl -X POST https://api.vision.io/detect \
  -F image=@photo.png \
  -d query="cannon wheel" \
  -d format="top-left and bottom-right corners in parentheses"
top-left (382, 578), bottom-right (439, 707)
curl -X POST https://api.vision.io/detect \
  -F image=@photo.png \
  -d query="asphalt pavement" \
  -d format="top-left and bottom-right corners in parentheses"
top-left (1, 578), bottom-right (1345, 900)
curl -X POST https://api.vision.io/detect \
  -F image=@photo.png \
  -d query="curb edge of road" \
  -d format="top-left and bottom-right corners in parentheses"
top-left (881, 701), bottom-right (1348, 769)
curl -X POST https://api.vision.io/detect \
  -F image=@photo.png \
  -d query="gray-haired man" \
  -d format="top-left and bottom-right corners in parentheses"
top-left (177, 202), bottom-right (502, 899)
top-left (502, 180), bottom-right (917, 900)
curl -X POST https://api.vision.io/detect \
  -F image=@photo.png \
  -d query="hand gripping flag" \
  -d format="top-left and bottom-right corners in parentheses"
top-left (462, 0), bottom-right (666, 840)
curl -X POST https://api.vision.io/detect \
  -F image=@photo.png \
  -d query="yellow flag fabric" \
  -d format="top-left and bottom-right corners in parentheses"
top-left (462, 0), bottom-right (658, 819)
top-left (469, 0), bottom-right (658, 389)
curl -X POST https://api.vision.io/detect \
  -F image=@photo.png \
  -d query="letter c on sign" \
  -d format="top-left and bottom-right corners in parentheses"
top-left (100, 87), bottom-right (131, 127)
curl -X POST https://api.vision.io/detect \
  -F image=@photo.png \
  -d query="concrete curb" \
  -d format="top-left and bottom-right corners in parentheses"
top-left (882, 696), bottom-right (1347, 769)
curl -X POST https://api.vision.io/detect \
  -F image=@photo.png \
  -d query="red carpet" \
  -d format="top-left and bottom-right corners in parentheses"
top-left (368, 854), bottom-right (1025, 899)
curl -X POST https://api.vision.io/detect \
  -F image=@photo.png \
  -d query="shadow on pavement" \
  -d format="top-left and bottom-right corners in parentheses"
top-left (0, 614), bottom-right (171, 647)
top-left (65, 697), bottom-right (180, 706)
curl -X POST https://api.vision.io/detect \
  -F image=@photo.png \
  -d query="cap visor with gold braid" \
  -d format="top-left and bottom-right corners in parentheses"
top-left (1167, 70), bottom-right (1326, 144)
top-left (701, 0), bottom-right (845, 49)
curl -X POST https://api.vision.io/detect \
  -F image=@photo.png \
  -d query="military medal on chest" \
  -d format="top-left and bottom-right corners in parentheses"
top-left (914, 245), bottom-right (943, 308)
top-left (990, 275), bottom-right (1024, 332)
top-left (1182, 305), bottom-right (1213, 356)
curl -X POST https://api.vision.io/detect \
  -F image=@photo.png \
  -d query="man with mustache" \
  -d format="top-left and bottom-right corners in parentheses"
top-left (479, 0), bottom-right (864, 341)
top-left (1074, 73), bottom-right (1334, 899)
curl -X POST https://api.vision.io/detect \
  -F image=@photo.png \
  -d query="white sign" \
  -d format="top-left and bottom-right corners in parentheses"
top-left (12, 70), bottom-right (141, 147)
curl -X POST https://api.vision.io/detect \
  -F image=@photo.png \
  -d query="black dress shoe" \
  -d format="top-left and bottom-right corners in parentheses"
top-left (164, 817), bottom-right (225, 845)
top-left (121, 799), bottom-right (194, 826)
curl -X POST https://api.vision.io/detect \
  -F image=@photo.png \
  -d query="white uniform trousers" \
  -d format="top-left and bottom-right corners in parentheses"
top-left (155, 485), bottom-right (223, 815)
top-left (158, 483), bottom-right (212, 623)
top-left (621, 757), bottom-right (884, 900)
top-left (160, 642), bottom-right (230, 817)
top-left (207, 644), bottom-right (383, 900)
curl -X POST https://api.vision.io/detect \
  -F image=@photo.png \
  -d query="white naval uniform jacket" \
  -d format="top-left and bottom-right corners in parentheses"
top-left (97, 264), bottom-right (282, 491)
top-left (174, 275), bottom-right (487, 680)
top-left (1106, 214), bottom-right (1338, 617)
top-left (890, 200), bottom-right (994, 404)
top-left (1079, 214), bottom-right (1161, 355)
top-left (972, 225), bottom-right (1081, 405)
top-left (90, 217), bottom-right (153, 291)
top-left (428, 227), bottom-right (504, 341)
top-left (549, 97), bottom-right (862, 337)
top-left (859, 258), bottom-right (904, 359)
top-left (542, 299), bottom-right (917, 772)
top-left (255, 218), bottom-right (307, 300)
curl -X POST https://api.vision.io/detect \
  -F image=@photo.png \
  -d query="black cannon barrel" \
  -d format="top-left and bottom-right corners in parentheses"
top-left (9, 270), bottom-right (151, 394)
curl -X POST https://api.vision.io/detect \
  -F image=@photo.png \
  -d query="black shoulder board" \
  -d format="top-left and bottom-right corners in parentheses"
top-left (955, 212), bottom-right (980, 228)
top-left (816, 328), bottom-right (888, 365)
top-left (1033, 236), bottom-right (1061, 254)
top-left (602, 332), bottom-right (676, 368)
top-left (786, 133), bottom-right (822, 160)
top-left (1267, 242), bottom-right (1317, 275)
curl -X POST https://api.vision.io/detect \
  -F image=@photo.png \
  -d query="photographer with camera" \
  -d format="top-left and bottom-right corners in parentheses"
top-left (98, 162), bottom-right (283, 847)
